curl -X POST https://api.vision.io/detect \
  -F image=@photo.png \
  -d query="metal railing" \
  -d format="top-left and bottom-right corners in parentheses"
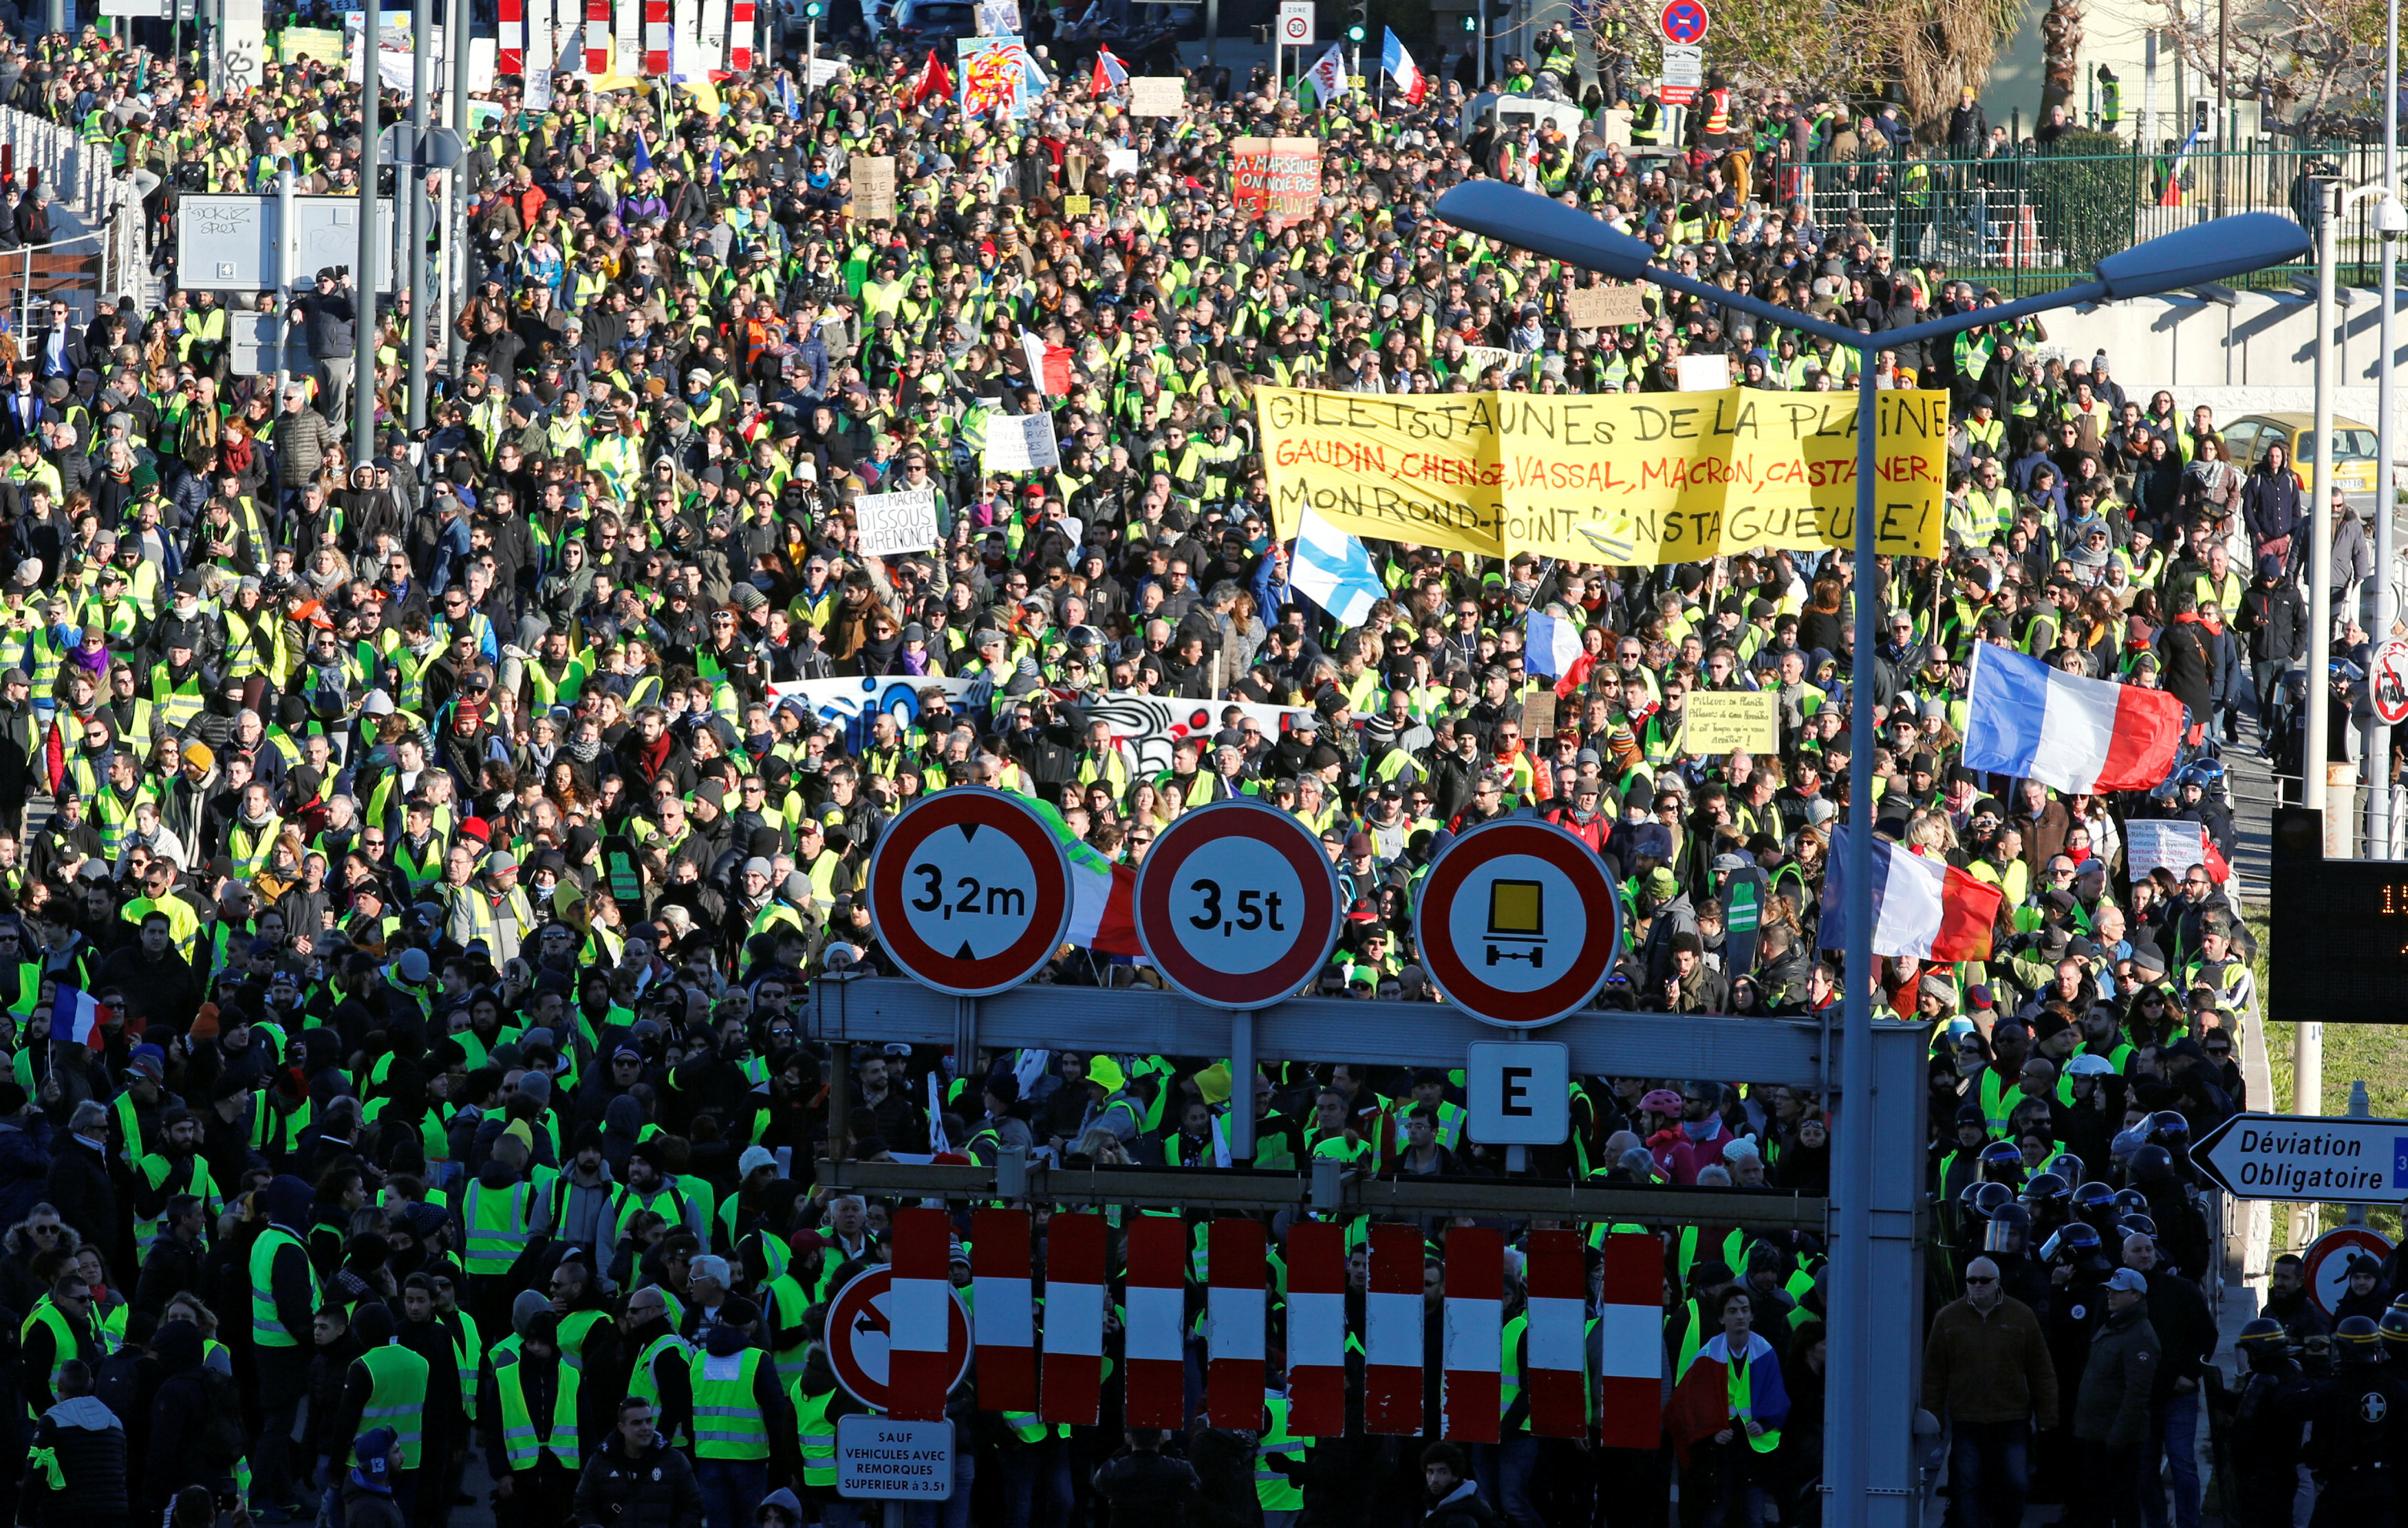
top-left (1783, 139), bottom-right (2395, 297)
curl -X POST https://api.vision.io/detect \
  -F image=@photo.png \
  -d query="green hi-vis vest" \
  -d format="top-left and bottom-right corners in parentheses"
top-left (629, 1331), bottom-right (694, 1443)
top-left (358, 1343), bottom-right (431, 1469)
top-left (1255, 1391), bottom-right (1309, 1510)
top-left (462, 1180), bottom-right (535, 1274)
top-left (248, 1226), bottom-right (318, 1346)
top-left (494, 1355), bottom-right (580, 1472)
top-left (689, 1346), bottom-right (771, 1459)
top-left (795, 1384), bottom-right (837, 1487)
top-left (1728, 1349), bottom-right (1781, 1453)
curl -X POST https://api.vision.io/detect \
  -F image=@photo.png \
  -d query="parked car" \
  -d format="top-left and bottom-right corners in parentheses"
top-left (2224, 410), bottom-right (2382, 522)
top-left (888, 0), bottom-right (980, 49)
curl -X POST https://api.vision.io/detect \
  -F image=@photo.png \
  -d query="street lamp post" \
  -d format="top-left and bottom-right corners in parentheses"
top-left (1432, 180), bottom-right (2308, 1527)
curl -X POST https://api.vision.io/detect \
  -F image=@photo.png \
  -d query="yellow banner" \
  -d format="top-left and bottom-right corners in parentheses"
top-left (1260, 386), bottom-right (1948, 563)
top-left (1678, 691), bottom-right (1779, 755)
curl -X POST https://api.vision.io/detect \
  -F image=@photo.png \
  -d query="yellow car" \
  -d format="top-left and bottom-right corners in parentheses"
top-left (2223, 411), bottom-right (2381, 521)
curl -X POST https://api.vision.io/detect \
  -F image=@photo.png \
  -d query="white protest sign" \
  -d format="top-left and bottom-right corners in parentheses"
top-left (2125, 819), bottom-right (2210, 886)
top-left (854, 488), bottom-right (942, 558)
top-left (1674, 353), bottom-right (1731, 391)
top-left (982, 412), bottom-right (1060, 473)
top-left (1106, 147), bottom-right (1139, 177)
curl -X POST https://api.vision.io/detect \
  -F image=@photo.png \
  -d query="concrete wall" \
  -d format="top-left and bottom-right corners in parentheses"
top-left (2060, 286), bottom-right (2408, 432)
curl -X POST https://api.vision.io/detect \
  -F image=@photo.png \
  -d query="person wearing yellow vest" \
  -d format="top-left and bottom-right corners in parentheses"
top-left (568, 1395), bottom-right (704, 1522)
top-left (482, 1309), bottom-right (580, 1526)
top-left (686, 1300), bottom-right (799, 1528)
top-left (330, 1302), bottom-right (431, 1493)
top-left (1667, 1286), bottom-right (1790, 1522)
top-left (249, 1174), bottom-right (323, 1520)
top-left (18, 1273), bottom-right (100, 1422)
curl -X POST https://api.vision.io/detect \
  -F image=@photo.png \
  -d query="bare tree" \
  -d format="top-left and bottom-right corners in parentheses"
top-left (2156, 0), bottom-right (2387, 129)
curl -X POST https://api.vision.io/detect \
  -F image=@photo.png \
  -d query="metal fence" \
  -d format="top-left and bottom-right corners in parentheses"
top-left (1788, 140), bottom-right (2394, 297)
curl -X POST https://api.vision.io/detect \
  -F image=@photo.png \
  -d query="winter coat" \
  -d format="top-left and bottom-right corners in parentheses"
top-left (43, 1134), bottom-right (114, 1261)
top-left (1920, 1294), bottom-right (2059, 1427)
top-left (25, 1395), bottom-right (127, 1527)
top-left (0, 1115), bottom-right (53, 1234)
top-left (2072, 1299), bottom-right (2160, 1452)
top-left (569, 1436), bottom-right (705, 1528)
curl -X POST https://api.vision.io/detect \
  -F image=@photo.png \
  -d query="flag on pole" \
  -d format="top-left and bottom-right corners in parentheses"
top-left (1019, 329), bottom-right (1073, 395)
top-left (2159, 123), bottom-right (2203, 207)
top-left (1304, 43), bottom-right (1348, 103)
top-left (1817, 828), bottom-right (2006, 962)
top-left (630, 131), bottom-right (654, 173)
top-left (1524, 610), bottom-right (1582, 679)
top-left (1961, 643), bottom-right (2184, 793)
top-left (908, 47), bottom-right (954, 107)
top-left (1090, 46), bottom-right (1127, 95)
top-left (1028, 796), bottom-right (1139, 954)
top-left (52, 988), bottom-right (109, 1053)
top-left (1290, 507), bottom-right (1385, 625)
top-left (1379, 28), bottom-right (1425, 105)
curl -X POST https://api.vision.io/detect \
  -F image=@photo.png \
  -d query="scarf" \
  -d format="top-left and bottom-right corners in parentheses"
top-left (2173, 608), bottom-right (2224, 638)
top-left (220, 433), bottom-right (252, 475)
top-left (563, 734), bottom-right (602, 765)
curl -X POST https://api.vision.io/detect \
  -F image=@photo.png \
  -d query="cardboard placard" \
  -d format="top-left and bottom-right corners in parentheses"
top-left (1677, 691), bottom-right (1778, 756)
top-left (1267, 136), bottom-right (1322, 222)
top-left (854, 488), bottom-right (943, 558)
top-left (2127, 818), bottom-right (2213, 885)
top-left (1130, 76), bottom-right (1184, 116)
top-left (1565, 285), bottom-right (1646, 329)
top-left (983, 411), bottom-right (1061, 473)
top-left (1063, 194), bottom-right (1092, 215)
top-left (857, 155), bottom-right (896, 221)
top-left (1673, 353), bottom-right (1732, 392)
top-left (1520, 693), bottom-right (1558, 740)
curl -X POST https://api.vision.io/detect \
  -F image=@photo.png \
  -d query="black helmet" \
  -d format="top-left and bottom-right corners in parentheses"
top-left (1966, 1181), bottom-right (2017, 1219)
top-left (2045, 1152), bottom-right (2086, 1187)
top-left (2382, 1309), bottom-right (2408, 1349)
top-left (1983, 1203), bottom-right (2032, 1256)
top-left (1979, 1141), bottom-right (2025, 1181)
top-left (2039, 1221), bottom-right (2102, 1262)
top-left (2149, 1110), bottom-right (2191, 1142)
top-left (2116, 1214), bottom-right (2158, 1241)
top-left (2235, 1317), bottom-right (2290, 1353)
top-left (2337, 1315), bottom-right (2385, 1360)
top-left (2129, 1144), bottom-right (2175, 1183)
top-left (2073, 1181), bottom-right (2116, 1214)
top-left (2112, 1187), bottom-right (2150, 1216)
top-left (2022, 1172), bottom-right (2070, 1205)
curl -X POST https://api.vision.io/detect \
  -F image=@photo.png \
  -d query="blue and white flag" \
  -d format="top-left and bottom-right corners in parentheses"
top-left (1525, 611), bottom-right (1582, 678)
top-left (1291, 508), bottom-right (1384, 625)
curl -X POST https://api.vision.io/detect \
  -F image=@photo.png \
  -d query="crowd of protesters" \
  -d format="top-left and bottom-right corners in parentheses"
top-left (0, 6), bottom-right (2370, 1528)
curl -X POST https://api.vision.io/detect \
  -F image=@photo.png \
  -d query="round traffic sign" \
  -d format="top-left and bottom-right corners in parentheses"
top-left (825, 1266), bottom-right (974, 1411)
top-left (867, 788), bottom-right (1073, 996)
top-left (1658, 0), bottom-right (1708, 43)
top-left (1135, 797), bottom-right (1343, 1009)
top-left (1413, 818), bottom-right (1622, 1028)
top-left (2376, 639), bottom-right (2408, 724)
top-left (2303, 1226), bottom-right (2395, 1317)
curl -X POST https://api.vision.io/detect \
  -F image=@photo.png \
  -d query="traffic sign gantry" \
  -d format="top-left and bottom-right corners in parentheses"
top-left (2190, 1111), bottom-right (2408, 1203)
top-left (867, 788), bottom-right (1072, 996)
top-left (1658, 0), bottom-right (1708, 43)
top-left (826, 1266), bottom-right (974, 1412)
top-left (1135, 797), bottom-right (1342, 1009)
top-left (1414, 819), bottom-right (1622, 1027)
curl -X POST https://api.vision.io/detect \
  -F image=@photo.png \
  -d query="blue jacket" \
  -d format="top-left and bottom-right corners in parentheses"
top-left (0, 1115), bottom-right (50, 1233)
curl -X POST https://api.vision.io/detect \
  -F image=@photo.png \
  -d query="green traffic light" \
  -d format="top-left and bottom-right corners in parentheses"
top-left (1346, 23), bottom-right (1364, 39)
top-left (1460, 12), bottom-right (1475, 28)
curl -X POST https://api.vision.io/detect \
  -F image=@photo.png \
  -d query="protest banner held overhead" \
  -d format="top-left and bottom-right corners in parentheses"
top-left (1259, 385), bottom-right (1948, 564)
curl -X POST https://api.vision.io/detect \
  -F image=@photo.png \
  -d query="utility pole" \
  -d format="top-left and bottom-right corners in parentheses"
top-left (272, 164), bottom-right (294, 402)
top-left (407, 0), bottom-right (431, 430)
top-left (354, 0), bottom-right (381, 466)
top-left (2370, 0), bottom-right (2403, 856)
top-left (446, 0), bottom-right (469, 378)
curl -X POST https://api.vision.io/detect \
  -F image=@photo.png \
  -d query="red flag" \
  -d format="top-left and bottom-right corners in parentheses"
top-left (909, 48), bottom-right (954, 107)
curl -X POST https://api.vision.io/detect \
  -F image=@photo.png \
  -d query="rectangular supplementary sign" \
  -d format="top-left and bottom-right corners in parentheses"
top-left (174, 194), bottom-right (402, 293)
top-left (835, 1413), bottom-right (954, 1499)
top-left (2193, 1112), bottom-right (2408, 1203)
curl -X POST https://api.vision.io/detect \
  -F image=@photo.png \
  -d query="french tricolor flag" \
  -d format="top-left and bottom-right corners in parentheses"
top-left (1381, 29), bottom-right (1426, 106)
top-left (53, 988), bottom-right (108, 1051)
top-left (1820, 829), bottom-right (2004, 963)
top-left (1090, 47), bottom-right (1128, 96)
top-left (1961, 643), bottom-right (2184, 795)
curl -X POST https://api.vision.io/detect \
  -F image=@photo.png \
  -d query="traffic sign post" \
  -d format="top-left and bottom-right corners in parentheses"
top-left (1659, 43), bottom-right (1703, 105)
top-left (1657, 0), bottom-right (1708, 42)
top-left (866, 788), bottom-right (1073, 997)
top-left (1135, 798), bottom-right (1342, 1009)
top-left (1465, 1039), bottom-right (1570, 1144)
top-left (1413, 819), bottom-right (1622, 1027)
top-left (825, 1267), bottom-right (974, 1413)
top-left (2376, 638), bottom-right (2408, 724)
top-left (1136, 798), bottom-right (1341, 1165)
top-left (2302, 1226), bottom-right (2396, 1317)
top-left (2190, 1110), bottom-right (2408, 1203)
top-left (835, 1414), bottom-right (956, 1502)
top-left (1276, 0), bottom-right (1313, 43)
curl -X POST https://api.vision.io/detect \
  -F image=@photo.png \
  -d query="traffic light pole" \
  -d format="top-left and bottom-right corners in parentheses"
top-left (407, 0), bottom-right (431, 430)
top-left (446, 0), bottom-right (469, 378)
